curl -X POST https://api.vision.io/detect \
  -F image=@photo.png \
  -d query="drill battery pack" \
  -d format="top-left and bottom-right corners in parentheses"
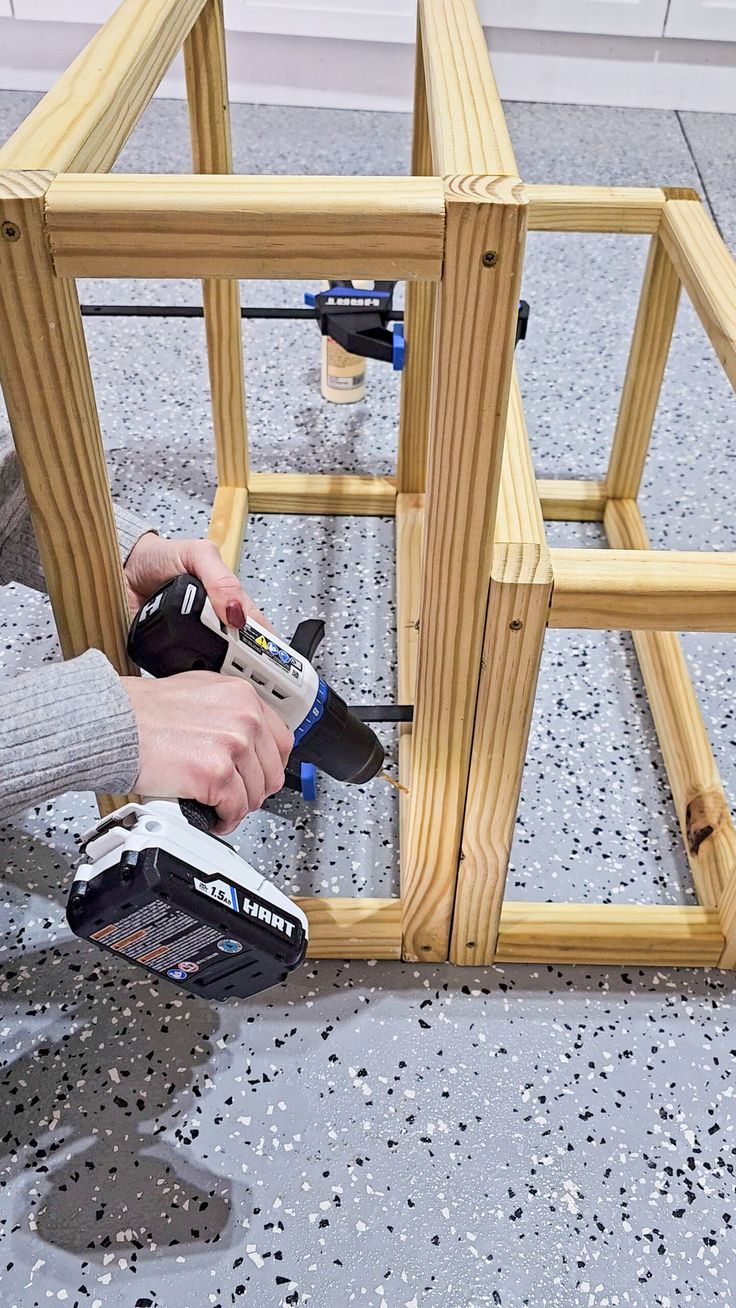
top-left (67, 802), bottom-right (308, 1000)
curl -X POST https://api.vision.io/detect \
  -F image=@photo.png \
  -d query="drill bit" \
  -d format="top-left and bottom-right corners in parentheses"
top-left (379, 771), bottom-right (409, 795)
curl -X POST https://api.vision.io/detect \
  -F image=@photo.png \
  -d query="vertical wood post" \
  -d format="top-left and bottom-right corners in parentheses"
top-left (183, 0), bottom-right (249, 496)
top-left (450, 545), bottom-right (551, 963)
top-left (401, 175), bottom-right (527, 962)
top-left (397, 11), bottom-right (437, 494)
top-left (0, 170), bottom-right (136, 807)
top-left (606, 234), bottom-right (681, 498)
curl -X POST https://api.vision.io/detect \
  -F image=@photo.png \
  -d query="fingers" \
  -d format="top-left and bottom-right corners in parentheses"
top-left (260, 700), bottom-right (295, 768)
top-left (178, 539), bottom-right (250, 629)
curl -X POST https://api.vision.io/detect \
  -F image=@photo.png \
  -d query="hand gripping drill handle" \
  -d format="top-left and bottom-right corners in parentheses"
top-left (127, 574), bottom-right (385, 828)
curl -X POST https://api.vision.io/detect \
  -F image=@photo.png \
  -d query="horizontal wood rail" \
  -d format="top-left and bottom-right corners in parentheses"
top-left (549, 548), bottom-right (736, 631)
top-left (0, 0), bottom-right (206, 173)
top-left (44, 174), bottom-right (446, 281)
top-left (495, 903), bottom-right (723, 966)
top-left (248, 473), bottom-right (397, 516)
top-left (537, 479), bottom-right (607, 522)
top-left (524, 185), bottom-right (666, 234)
top-left (296, 896), bottom-right (402, 959)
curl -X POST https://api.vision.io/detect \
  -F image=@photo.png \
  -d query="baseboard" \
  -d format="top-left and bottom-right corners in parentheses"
top-left (0, 16), bottom-right (734, 114)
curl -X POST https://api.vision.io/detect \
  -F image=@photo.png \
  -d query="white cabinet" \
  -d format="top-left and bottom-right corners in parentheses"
top-left (477, 0), bottom-right (668, 37)
top-left (13, 1), bottom-right (119, 19)
top-left (665, 0), bottom-right (736, 40)
top-left (223, 0), bottom-right (415, 43)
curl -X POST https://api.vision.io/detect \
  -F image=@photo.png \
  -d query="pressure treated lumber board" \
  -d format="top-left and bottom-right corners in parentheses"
top-left (549, 548), bottom-right (736, 631)
top-left (397, 9), bottom-right (436, 495)
top-left (297, 897), bottom-right (402, 960)
top-left (0, 171), bottom-right (133, 674)
top-left (451, 544), bottom-right (552, 965)
top-left (0, 0), bottom-right (206, 173)
top-left (604, 498), bottom-right (736, 912)
top-left (524, 185), bottom-right (665, 234)
top-left (495, 371), bottom-right (547, 545)
top-left (248, 473), bottom-right (397, 516)
top-left (495, 903), bottom-right (723, 966)
top-left (419, 0), bottom-right (517, 176)
top-left (184, 0), bottom-right (249, 490)
top-left (660, 199), bottom-right (736, 389)
top-left (607, 235), bottom-right (682, 499)
top-left (44, 175), bottom-right (446, 282)
top-left (537, 479), bottom-right (607, 521)
top-left (208, 486), bottom-right (248, 573)
top-left (401, 175), bottom-right (527, 962)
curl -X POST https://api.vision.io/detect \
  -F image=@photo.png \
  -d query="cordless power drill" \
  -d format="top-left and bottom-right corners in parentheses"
top-left (66, 575), bottom-right (385, 1001)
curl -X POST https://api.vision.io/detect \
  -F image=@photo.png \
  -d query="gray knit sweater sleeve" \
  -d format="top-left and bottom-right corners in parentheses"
top-left (0, 650), bottom-right (139, 819)
top-left (0, 433), bottom-right (150, 820)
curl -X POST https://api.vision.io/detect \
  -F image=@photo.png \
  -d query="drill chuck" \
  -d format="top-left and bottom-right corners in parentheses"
top-left (292, 681), bottom-right (385, 785)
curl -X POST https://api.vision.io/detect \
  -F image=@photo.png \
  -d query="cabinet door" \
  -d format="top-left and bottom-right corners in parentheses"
top-left (13, 1), bottom-right (119, 19)
top-left (477, 0), bottom-right (668, 37)
top-left (224, 0), bottom-right (415, 43)
top-left (665, 0), bottom-right (736, 40)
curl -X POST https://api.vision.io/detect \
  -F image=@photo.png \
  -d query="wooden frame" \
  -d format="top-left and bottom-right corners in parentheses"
top-left (1, 0), bottom-right (735, 967)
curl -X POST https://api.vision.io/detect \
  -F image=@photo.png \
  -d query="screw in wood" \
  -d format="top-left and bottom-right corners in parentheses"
top-left (509, 618), bottom-right (523, 631)
top-left (482, 249), bottom-right (498, 267)
top-left (1, 221), bottom-right (21, 242)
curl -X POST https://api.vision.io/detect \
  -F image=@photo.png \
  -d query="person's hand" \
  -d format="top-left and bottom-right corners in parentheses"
top-left (124, 533), bottom-right (272, 631)
top-left (122, 672), bottom-right (293, 834)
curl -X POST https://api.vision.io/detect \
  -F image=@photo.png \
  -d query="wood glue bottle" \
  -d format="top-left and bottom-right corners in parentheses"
top-left (320, 280), bottom-right (373, 403)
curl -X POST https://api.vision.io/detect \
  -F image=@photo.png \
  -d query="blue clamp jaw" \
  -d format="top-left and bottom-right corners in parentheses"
top-left (304, 280), bottom-right (406, 371)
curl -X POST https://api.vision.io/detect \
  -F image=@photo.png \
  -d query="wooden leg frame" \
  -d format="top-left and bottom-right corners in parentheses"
top-left (1, 0), bottom-right (735, 966)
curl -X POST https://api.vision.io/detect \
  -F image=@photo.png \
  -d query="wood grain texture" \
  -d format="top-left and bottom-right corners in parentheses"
top-left (451, 544), bottom-right (552, 964)
top-left (45, 174), bottom-right (446, 281)
top-left (604, 498), bottom-right (736, 915)
top-left (549, 547), bottom-right (736, 631)
top-left (401, 175), bottom-right (527, 962)
top-left (495, 371), bottom-right (546, 545)
top-left (208, 485), bottom-right (248, 573)
top-left (419, 0), bottom-right (517, 175)
top-left (296, 897), bottom-right (402, 959)
top-left (0, 171), bottom-right (134, 673)
top-left (184, 0), bottom-right (248, 489)
top-left (398, 10), bottom-right (436, 494)
top-left (495, 903), bottom-right (723, 967)
top-left (525, 184), bottom-right (665, 234)
top-left (397, 493), bottom-right (425, 706)
top-left (660, 198), bottom-right (736, 389)
top-left (0, 0), bottom-right (205, 172)
top-left (248, 472), bottom-right (396, 516)
top-left (606, 236), bottom-right (682, 498)
top-left (537, 479), bottom-right (607, 521)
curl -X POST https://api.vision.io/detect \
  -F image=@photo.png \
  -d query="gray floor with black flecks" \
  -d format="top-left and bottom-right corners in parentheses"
top-left (0, 88), bottom-right (735, 1308)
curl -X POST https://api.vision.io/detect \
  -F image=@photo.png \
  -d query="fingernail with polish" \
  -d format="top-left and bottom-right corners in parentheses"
top-left (226, 600), bottom-right (246, 628)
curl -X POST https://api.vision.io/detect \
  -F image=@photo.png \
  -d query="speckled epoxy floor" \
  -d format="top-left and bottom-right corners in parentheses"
top-left (1, 90), bottom-right (736, 1307)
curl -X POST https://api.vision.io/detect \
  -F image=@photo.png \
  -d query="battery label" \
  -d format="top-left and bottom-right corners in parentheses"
top-left (193, 876), bottom-right (238, 912)
top-left (90, 899), bottom-right (238, 978)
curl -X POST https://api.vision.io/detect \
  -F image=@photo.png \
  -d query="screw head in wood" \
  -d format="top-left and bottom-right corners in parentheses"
top-left (482, 249), bottom-right (498, 267)
top-left (509, 618), bottom-right (523, 631)
top-left (1, 221), bottom-right (20, 242)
